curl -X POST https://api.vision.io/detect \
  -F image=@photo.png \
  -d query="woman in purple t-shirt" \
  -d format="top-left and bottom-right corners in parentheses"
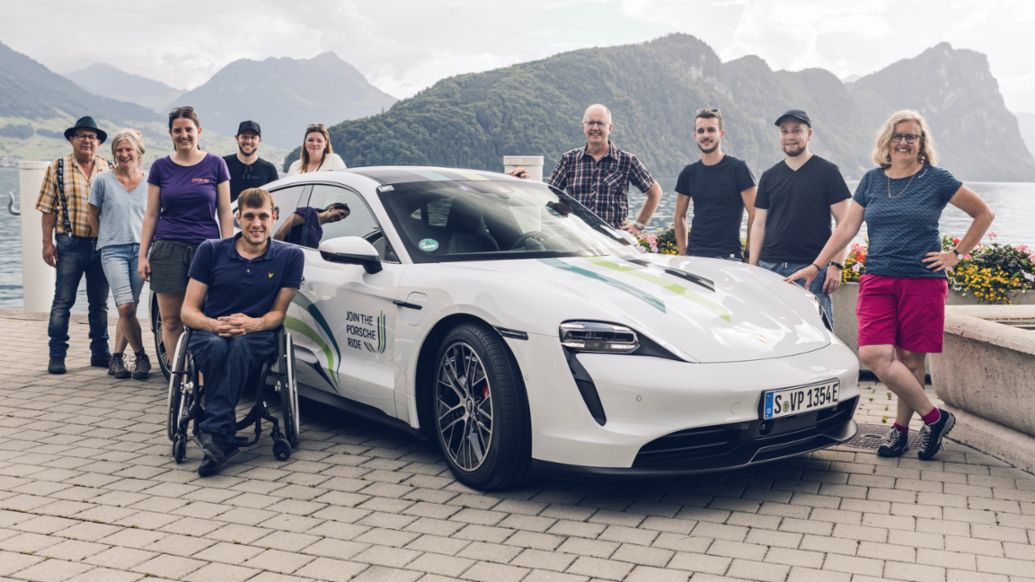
top-left (139, 106), bottom-right (233, 363)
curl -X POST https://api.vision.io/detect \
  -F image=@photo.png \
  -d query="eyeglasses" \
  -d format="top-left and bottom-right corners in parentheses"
top-left (890, 133), bottom-right (922, 144)
top-left (696, 108), bottom-right (720, 115)
top-left (307, 123), bottom-right (326, 131)
top-left (242, 165), bottom-right (253, 180)
top-left (582, 120), bottom-right (609, 127)
top-left (73, 133), bottom-right (98, 141)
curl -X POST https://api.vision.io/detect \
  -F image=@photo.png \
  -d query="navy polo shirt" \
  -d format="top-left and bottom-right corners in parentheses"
top-left (189, 234), bottom-right (304, 319)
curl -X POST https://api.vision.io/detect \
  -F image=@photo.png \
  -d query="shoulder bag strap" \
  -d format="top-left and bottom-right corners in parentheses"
top-left (55, 158), bottom-right (74, 236)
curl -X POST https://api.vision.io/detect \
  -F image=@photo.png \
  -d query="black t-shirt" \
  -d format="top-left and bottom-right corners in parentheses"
top-left (755, 155), bottom-right (851, 263)
top-left (223, 155), bottom-right (280, 202)
top-left (675, 155), bottom-right (755, 258)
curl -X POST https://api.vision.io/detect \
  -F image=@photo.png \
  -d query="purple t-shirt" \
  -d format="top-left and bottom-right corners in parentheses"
top-left (148, 153), bottom-right (229, 245)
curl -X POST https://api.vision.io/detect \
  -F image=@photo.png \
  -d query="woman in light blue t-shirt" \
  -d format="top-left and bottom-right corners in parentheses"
top-left (88, 129), bottom-right (151, 380)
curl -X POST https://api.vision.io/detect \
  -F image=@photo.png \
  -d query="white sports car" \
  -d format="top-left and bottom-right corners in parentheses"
top-left (168, 166), bottom-right (860, 490)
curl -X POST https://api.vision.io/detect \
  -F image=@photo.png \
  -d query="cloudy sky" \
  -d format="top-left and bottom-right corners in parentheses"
top-left (5, 0), bottom-right (1034, 111)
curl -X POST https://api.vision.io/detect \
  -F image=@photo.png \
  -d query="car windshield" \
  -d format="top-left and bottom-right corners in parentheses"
top-left (377, 178), bottom-right (638, 263)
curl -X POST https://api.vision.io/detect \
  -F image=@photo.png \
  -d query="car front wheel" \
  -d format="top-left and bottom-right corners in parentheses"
top-left (433, 323), bottom-right (530, 490)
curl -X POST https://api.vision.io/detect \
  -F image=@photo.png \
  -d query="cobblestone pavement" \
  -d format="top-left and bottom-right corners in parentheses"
top-left (0, 310), bottom-right (1033, 582)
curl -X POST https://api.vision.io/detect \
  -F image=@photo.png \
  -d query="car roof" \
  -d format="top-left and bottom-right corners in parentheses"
top-left (348, 166), bottom-right (514, 186)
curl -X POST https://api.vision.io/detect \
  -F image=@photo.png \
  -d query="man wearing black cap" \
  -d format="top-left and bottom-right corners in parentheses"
top-left (223, 121), bottom-right (279, 203)
top-left (748, 109), bottom-right (851, 325)
top-left (35, 116), bottom-right (112, 374)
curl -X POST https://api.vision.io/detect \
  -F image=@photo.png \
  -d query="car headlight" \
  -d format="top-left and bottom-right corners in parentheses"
top-left (559, 321), bottom-right (639, 353)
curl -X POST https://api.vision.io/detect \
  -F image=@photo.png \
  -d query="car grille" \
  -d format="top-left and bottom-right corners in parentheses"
top-left (633, 396), bottom-right (859, 470)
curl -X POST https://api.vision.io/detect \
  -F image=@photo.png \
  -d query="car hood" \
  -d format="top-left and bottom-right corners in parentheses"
top-left (428, 254), bottom-right (832, 363)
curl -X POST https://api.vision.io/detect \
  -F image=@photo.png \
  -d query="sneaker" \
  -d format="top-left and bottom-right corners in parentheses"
top-left (109, 353), bottom-right (130, 379)
top-left (47, 357), bottom-right (66, 375)
top-left (918, 409), bottom-right (956, 460)
top-left (90, 353), bottom-right (111, 368)
top-left (877, 427), bottom-right (909, 457)
top-left (197, 440), bottom-right (240, 477)
top-left (132, 352), bottom-right (151, 380)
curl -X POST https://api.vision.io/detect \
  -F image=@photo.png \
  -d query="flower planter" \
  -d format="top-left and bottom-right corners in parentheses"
top-left (930, 305), bottom-right (1035, 473)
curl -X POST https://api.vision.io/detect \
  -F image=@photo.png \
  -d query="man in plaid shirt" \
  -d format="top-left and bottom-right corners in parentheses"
top-left (548, 104), bottom-right (662, 232)
top-left (36, 116), bottom-right (112, 375)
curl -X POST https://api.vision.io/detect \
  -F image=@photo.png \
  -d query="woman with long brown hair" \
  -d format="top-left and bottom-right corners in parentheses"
top-left (287, 123), bottom-right (347, 175)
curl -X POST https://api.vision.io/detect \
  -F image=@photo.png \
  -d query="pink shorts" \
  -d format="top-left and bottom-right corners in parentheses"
top-left (856, 274), bottom-right (948, 353)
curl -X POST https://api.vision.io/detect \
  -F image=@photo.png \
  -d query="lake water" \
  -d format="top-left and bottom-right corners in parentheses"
top-left (0, 166), bottom-right (1031, 309)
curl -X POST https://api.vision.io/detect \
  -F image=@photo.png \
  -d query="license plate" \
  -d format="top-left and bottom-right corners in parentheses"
top-left (762, 380), bottom-right (839, 420)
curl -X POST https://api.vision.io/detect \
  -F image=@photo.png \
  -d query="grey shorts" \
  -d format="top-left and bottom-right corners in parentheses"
top-left (149, 240), bottom-right (198, 294)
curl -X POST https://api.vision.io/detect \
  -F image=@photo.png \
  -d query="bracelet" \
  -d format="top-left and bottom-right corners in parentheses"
top-left (633, 220), bottom-right (647, 229)
top-left (810, 263), bottom-right (822, 272)
top-left (828, 261), bottom-right (844, 270)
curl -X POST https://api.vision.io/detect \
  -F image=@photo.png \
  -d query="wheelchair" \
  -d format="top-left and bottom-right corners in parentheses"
top-left (166, 327), bottom-right (301, 463)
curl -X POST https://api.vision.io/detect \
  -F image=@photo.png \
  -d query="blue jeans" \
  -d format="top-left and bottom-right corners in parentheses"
top-left (100, 243), bottom-right (142, 306)
top-left (759, 259), bottom-right (834, 328)
top-left (48, 234), bottom-right (109, 359)
top-left (191, 330), bottom-right (278, 444)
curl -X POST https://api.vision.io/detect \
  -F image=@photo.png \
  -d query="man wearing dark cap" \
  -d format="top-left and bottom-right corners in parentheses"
top-left (748, 109), bottom-right (851, 325)
top-left (35, 116), bottom-right (112, 374)
top-left (223, 121), bottom-right (279, 203)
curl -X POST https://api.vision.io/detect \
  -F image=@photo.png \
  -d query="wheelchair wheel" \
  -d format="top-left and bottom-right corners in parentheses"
top-left (278, 332), bottom-right (301, 448)
top-left (272, 437), bottom-right (291, 461)
top-left (172, 434), bottom-right (187, 464)
top-left (151, 293), bottom-right (171, 380)
top-left (166, 333), bottom-right (195, 441)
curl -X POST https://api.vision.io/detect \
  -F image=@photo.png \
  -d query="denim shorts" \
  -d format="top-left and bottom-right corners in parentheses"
top-left (149, 240), bottom-right (198, 294)
top-left (100, 243), bottom-right (143, 306)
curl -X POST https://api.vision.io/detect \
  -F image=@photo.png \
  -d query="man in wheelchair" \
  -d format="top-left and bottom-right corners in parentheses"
top-left (180, 188), bottom-right (304, 476)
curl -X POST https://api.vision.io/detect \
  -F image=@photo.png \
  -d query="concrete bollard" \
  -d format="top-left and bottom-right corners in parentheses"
top-left (503, 155), bottom-right (544, 182)
top-left (20, 161), bottom-right (54, 313)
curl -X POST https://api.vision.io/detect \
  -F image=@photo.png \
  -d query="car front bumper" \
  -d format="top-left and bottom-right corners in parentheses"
top-left (509, 335), bottom-right (860, 471)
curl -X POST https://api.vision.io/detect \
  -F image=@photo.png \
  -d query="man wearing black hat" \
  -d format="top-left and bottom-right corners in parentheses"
top-left (35, 116), bottom-right (113, 374)
top-left (748, 109), bottom-right (851, 325)
top-left (224, 121), bottom-right (279, 203)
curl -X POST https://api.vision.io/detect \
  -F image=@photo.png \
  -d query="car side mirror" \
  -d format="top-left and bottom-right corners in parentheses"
top-left (318, 236), bottom-right (383, 274)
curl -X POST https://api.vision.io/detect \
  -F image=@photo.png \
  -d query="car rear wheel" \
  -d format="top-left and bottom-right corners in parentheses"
top-left (433, 323), bottom-right (530, 490)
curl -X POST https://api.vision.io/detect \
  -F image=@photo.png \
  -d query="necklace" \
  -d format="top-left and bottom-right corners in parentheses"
top-left (886, 167), bottom-right (921, 199)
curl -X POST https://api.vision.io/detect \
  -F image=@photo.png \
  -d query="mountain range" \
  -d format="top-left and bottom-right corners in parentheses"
top-left (0, 44), bottom-right (395, 161)
top-left (172, 52), bottom-right (396, 148)
top-left (66, 62), bottom-right (183, 112)
top-left (304, 35), bottom-right (1035, 183)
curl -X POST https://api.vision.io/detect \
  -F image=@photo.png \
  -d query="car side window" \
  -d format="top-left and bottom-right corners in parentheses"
top-left (276, 184), bottom-right (397, 262)
top-left (268, 184), bottom-right (309, 235)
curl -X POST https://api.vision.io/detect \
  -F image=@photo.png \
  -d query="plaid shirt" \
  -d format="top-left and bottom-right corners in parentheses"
top-left (547, 142), bottom-right (655, 228)
top-left (35, 154), bottom-right (111, 237)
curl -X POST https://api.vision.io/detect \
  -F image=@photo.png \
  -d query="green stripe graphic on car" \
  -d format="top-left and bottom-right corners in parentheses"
top-left (583, 257), bottom-right (731, 322)
top-left (539, 258), bottom-right (667, 313)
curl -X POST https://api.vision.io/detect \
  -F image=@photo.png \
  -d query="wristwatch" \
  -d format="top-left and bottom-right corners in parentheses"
top-left (951, 248), bottom-right (963, 260)
top-left (828, 261), bottom-right (844, 270)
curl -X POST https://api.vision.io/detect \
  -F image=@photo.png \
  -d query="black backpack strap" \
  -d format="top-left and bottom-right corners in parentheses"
top-left (55, 158), bottom-right (74, 236)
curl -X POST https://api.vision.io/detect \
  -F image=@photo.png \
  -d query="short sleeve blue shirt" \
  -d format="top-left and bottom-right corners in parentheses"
top-left (189, 235), bottom-right (304, 319)
top-left (853, 165), bottom-right (962, 278)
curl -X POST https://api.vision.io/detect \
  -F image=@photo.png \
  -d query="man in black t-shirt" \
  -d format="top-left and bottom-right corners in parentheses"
top-left (674, 108), bottom-right (756, 259)
top-left (223, 120), bottom-right (280, 203)
top-left (748, 109), bottom-right (851, 325)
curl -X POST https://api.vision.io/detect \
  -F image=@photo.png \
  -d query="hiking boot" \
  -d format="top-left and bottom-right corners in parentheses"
top-left (48, 357), bottom-right (66, 375)
top-left (109, 353), bottom-right (130, 379)
top-left (877, 427), bottom-right (909, 457)
top-left (132, 352), bottom-right (152, 380)
top-left (918, 409), bottom-right (956, 460)
top-left (90, 353), bottom-right (111, 368)
top-left (197, 440), bottom-right (240, 477)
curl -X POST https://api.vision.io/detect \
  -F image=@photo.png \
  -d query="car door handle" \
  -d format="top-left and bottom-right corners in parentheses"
top-left (393, 300), bottom-right (422, 310)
